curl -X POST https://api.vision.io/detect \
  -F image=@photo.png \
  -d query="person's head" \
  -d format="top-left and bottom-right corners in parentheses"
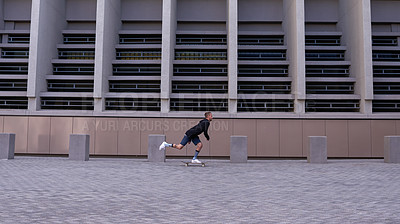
top-left (204, 111), bottom-right (213, 121)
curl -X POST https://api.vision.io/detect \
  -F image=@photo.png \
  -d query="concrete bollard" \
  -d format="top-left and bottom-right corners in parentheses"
top-left (230, 136), bottom-right (248, 163)
top-left (0, 133), bottom-right (15, 160)
top-left (69, 134), bottom-right (90, 161)
top-left (148, 134), bottom-right (166, 162)
top-left (307, 136), bottom-right (327, 164)
top-left (384, 136), bottom-right (400, 163)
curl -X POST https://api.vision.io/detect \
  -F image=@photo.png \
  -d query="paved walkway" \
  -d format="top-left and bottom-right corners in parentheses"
top-left (0, 157), bottom-right (399, 224)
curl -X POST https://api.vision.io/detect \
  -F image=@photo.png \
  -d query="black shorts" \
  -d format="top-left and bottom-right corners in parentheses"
top-left (180, 135), bottom-right (201, 146)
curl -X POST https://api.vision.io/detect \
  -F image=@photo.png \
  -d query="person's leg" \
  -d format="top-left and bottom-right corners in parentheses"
top-left (160, 135), bottom-right (189, 150)
top-left (191, 136), bottom-right (202, 161)
top-left (172, 143), bottom-right (185, 150)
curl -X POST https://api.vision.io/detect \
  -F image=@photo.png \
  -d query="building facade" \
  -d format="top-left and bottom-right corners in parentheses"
top-left (0, 0), bottom-right (399, 157)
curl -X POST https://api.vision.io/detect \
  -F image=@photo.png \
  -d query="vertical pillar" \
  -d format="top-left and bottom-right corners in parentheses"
top-left (94, 0), bottom-right (121, 113)
top-left (161, 0), bottom-right (177, 114)
top-left (69, 134), bottom-right (90, 161)
top-left (227, 0), bottom-right (238, 114)
top-left (0, 133), bottom-right (15, 160)
top-left (283, 0), bottom-right (306, 114)
top-left (148, 134), bottom-right (166, 162)
top-left (384, 136), bottom-right (400, 163)
top-left (0, 1), bottom-right (4, 59)
top-left (0, 0), bottom-right (4, 30)
top-left (28, 0), bottom-right (66, 112)
top-left (307, 136), bottom-right (327, 164)
top-left (338, 0), bottom-right (373, 115)
top-left (230, 136), bottom-right (247, 163)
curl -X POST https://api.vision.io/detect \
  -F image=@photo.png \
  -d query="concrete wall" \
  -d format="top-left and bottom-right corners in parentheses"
top-left (66, 0), bottom-right (96, 21)
top-left (305, 0), bottom-right (338, 22)
top-left (238, 0), bottom-right (283, 22)
top-left (3, 0), bottom-right (32, 21)
top-left (121, 0), bottom-right (162, 21)
top-left (2, 115), bottom-right (399, 158)
top-left (371, 0), bottom-right (400, 23)
top-left (0, 0), bottom-right (400, 120)
top-left (177, 0), bottom-right (226, 21)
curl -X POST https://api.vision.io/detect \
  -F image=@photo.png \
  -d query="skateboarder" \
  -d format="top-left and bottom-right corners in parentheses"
top-left (159, 112), bottom-right (213, 163)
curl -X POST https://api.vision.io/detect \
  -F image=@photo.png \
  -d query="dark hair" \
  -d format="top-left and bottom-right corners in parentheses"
top-left (204, 111), bottom-right (212, 118)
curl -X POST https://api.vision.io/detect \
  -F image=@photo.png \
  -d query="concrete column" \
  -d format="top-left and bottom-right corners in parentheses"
top-left (28, 0), bottom-right (66, 111)
top-left (69, 134), bottom-right (90, 161)
top-left (227, 0), bottom-right (238, 114)
top-left (384, 136), bottom-right (400, 163)
top-left (161, 0), bottom-right (177, 113)
top-left (283, 0), bottom-right (306, 114)
top-left (0, 0), bottom-right (4, 29)
top-left (307, 136), bottom-right (327, 164)
top-left (148, 134), bottom-right (166, 162)
top-left (0, 133), bottom-right (15, 160)
top-left (230, 136), bottom-right (247, 163)
top-left (338, 0), bottom-right (373, 115)
top-left (94, 0), bottom-right (121, 113)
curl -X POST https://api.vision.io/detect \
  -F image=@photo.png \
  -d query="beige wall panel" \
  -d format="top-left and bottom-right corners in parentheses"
top-left (302, 120), bottom-right (326, 157)
top-left (4, 116), bottom-right (28, 153)
top-left (209, 119), bottom-right (233, 157)
top-left (27, 117), bottom-right (50, 154)
top-left (73, 117), bottom-right (96, 155)
top-left (50, 117), bottom-right (73, 155)
top-left (371, 120), bottom-right (396, 157)
top-left (118, 118), bottom-right (141, 156)
top-left (348, 120), bottom-right (372, 157)
top-left (233, 119), bottom-right (256, 156)
top-left (279, 120), bottom-right (303, 157)
top-left (140, 118), bottom-right (164, 155)
top-left (326, 120), bottom-right (348, 157)
top-left (397, 121), bottom-right (400, 135)
top-left (0, 116), bottom-right (4, 132)
top-left (95, 118), bottom-right (118, 155)
top-left (163, 118), bottom-right (187, 156)
top-left (256, 120), bottom-right (279, 157)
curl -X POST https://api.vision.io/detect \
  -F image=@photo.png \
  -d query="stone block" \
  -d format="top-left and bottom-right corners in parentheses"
top-left (230, 136), bottom-right (247, 163)
top-left (308, 136), bottom-right (327, 164)
top-left (69, 134), bottom-right (90, 161)
top-left (0, 133), bottom-right (15, 160)
top-left (384, 136), bottom-right (400, 163)
top-left (148, 134), bottom-right (166, 162)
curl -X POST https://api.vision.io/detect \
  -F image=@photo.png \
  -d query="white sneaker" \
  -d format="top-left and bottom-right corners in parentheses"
top-left (159, 141), bottom-right (168, 150)
top-left (191, 159), bottom-right (202, 164)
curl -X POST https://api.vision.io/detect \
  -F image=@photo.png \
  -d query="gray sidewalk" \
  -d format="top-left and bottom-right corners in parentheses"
top-left (0, 157), bottom-right (399, 224)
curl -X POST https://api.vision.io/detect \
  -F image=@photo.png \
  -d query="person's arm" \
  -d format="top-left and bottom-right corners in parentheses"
top-left (203, 121), bottom-right (210, 141)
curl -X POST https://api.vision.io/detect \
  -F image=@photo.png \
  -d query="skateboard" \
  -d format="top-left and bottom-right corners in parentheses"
top-left (181, 161), bottom-right (206, 167)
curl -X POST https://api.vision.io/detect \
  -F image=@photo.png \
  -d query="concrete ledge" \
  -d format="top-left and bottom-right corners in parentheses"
top-left (384, 136), bottom-right (400, 163)
top-left (307, 136), bottom-right (327, 164)
top-left (0, 133), bottom-right (15, 160)
top-left (230, 136), bottom-right (248, 163)
top-left (69, 134), bottom-right (90, 161)
top-left (148, 134), bottom-right (166, 162)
